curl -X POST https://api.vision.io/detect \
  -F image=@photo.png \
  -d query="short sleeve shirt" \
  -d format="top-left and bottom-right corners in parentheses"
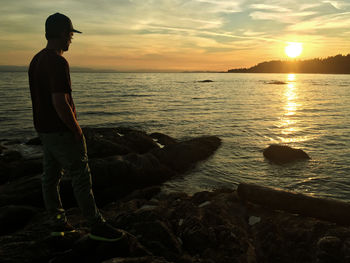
top-left (28, 48), bottom-right (76, 132)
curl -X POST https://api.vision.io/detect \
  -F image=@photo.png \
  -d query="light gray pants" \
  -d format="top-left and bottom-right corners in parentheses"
top-left (39, 131), bottom-right (104, 226)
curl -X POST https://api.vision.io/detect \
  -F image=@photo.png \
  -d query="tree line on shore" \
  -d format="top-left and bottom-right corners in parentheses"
top-left (228, 54), bottom-right (350, 74)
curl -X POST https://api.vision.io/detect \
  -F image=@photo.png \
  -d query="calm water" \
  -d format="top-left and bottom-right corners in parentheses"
top-left (1, 72), bottom-right (350, 201)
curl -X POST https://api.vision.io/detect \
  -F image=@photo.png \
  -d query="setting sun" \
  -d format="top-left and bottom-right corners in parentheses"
top-left (285, 42), bottom-right (303, 58)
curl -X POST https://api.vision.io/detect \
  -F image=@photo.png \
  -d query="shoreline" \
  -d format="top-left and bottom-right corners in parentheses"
top-left (1, 127), bottom-right (350, 262)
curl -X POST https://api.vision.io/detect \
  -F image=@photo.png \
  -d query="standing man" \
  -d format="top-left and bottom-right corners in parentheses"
top-left (28, 13), bottom-right (123, 241)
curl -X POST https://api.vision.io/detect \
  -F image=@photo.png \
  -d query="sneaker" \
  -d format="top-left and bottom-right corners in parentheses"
top-left (89, 222), bottom-right (125, 242)
top-left (49, 214), bottom-right (76, 237)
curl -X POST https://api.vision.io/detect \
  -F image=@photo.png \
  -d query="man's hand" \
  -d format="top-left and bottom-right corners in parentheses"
top-left (73, 125), bottom-right (84, 142)
top-left (52, 92), bottom-right (82, 141)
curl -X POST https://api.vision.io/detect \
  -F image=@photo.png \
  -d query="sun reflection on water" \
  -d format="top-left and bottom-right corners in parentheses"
top-left (278, 74), bottom-right (308, 143)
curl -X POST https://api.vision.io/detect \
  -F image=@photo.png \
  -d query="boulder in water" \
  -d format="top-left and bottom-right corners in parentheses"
top-left (263, 144), bottom-right (310, 164)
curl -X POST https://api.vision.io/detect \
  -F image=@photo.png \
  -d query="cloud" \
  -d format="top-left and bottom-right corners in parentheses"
top-left (287, 11), bottom-right (350, 31)
top-left (322, 0), bottom-right (350, 10)
top-left (249, 11), bottom-right (316, 23)
top-left (249, 4), bottom-right (291, 12)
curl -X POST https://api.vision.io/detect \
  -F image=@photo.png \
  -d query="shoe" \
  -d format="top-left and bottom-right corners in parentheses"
top-left (49, 214), bottom-right (76, 237)
top-left (89, 222), bottom-right (126, 242)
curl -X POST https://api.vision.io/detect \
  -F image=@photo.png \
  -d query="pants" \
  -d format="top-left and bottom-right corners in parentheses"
top-left (39, 131), bottom-right (104, 226)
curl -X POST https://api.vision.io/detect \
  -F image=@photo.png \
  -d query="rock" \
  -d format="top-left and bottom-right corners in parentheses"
top-left (0, 160), bottom-right (11, 184)
top-left (266, 81), bottom-right (287, 85)
top-left (130, 220), bottom-right (182, 260)
top-left (68, 231), bottom-right (150, 263)
top-left (26, 137), bottom-right (42, 145)
top-left (121, 129), bottom-right (159, 154)
top-left (198, 80), bottom-right (214, 83)
top-left (0, 205), bottom-right (39, 235)
top-left (90, 153), bottom-right (175, 205)
top-left (0, 135), bottom-right (220, 208)
top-left (1, 150), bottom-right (23, 162)
top-left (152, 136), bottom-right (221, 173)
top-left (317, 236), bottom-right (343, 263)
top-left (263, 144), bottom-right (310, 164)
top-left (102, 257), bottom-right (173, 263)
top-left (83, 127), bottom-right (132, 158)
top-left (83, 127), bottom-right (159, 158)
top-left (9, 158), bottom-right (43, 181)
top-left (0, 175), bottom-right (43, 207)
top-left (237, 183), bottom-right (350, 226)
top-left (3, 186), bottom-right (350, 263)
top-left (150, 133), bottom-right (178, 147)
top-left (0, 158), bottom-right (43, 184)
top-left (120, 186), bottom-right (161, 202)
top-left (0, 144), bottom-right (7, 154)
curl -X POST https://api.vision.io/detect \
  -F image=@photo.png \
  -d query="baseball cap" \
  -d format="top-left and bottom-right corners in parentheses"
top-left (45, 13), bottom-right (82, 37)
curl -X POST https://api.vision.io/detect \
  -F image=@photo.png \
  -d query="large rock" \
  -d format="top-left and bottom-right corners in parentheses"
top-left (90, 153), bottom-right (175, 205)
top-left (0, 129), bottom-right (221, 208)
top-left (2, 187), bottom-right (350, 263)
top-left (263, 144), bottom-right (310, 164)
top-left (103, 257), bottom-right (173, 263)
top-left (152, 136), bottom-right (221, 173)
top-left (0, 175), bottom-right (43, 207)
top-left (0, 205), bottom-right (39, 236)
top-left (83, 127), bottom-right (159, 158)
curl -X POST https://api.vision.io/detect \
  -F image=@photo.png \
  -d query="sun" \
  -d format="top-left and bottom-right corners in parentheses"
top-left (285, 42), bottom-right (303, 58)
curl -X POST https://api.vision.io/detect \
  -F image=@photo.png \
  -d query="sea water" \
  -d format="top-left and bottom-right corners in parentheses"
top-left (1, 72), bottom-right (350, 201)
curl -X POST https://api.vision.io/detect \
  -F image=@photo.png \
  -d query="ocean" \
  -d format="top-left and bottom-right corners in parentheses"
top-left (1, 72), bottom-right (350, 201)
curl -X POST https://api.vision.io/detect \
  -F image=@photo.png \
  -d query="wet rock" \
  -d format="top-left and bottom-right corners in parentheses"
top-left (266, 80), bottom-right (287, 85)
top-left (198, 80), bottom-right (214, 83)
top-left (152, 136), bottom-right (221, 173)
top-left (62, 231), bottom-right (151, 263)
top-left (263, 144), bottom-right (310, 164)
top-left (0, 143), bottom-right (7, 154)
top-left (9, 158), bottom-right (43, 181)
top-left (150, 133), bottom-right (178, 147)
top-left (0, 205), bottom-right (39, 236)
top-left (103, 256), bottom-right (173, 263)
top-left (317, 236), bottom-right (343, 263)
top-left (1, 150), bottom-right (23, 162)
top-left (0, 160), bottom-right (11, 184)
top-left (90, 153), bottom-right (175, 205)
top-left (26, 137), bottom-right (42, 145)
top-left (121, 129), bottom-right (159, 154)
top-left (131, 220), bottom-right (182, 260)
top-left (83, 127), bottom-right (159, 158)
top-left (83, 127), bottom-right (132, 158)
top-left (0, 174), bottom-right (43, 207)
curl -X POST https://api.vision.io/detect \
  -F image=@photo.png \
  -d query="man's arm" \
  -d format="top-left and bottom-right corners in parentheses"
top-left (52, 93), bottom-right (83, 141)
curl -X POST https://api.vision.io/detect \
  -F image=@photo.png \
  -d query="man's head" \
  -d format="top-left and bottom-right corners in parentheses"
top-left (45, 13), bottom-right (82, 51)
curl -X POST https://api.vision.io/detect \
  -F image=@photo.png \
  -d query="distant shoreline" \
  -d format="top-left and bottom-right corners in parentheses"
top-left (228, 54), bottom-right (350, 74)
top-left (2, 53), bottom-right (350, 74)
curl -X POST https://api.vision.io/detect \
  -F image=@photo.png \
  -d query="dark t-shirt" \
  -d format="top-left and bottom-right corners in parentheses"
top-left (28, 48), bottom-right (76, 133)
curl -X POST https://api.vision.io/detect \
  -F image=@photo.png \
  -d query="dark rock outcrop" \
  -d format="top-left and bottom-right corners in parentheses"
top-left (150, 133), bottom-right (178, 147)
top-left (152, 136), bottom-right (221, 173)
top-left (0, 128), bottom-right (221, 208)
top-left (2, 185), bottom-right (350, 262)
top-left (263, 144), bottom-right (310, 164)
top-left (0, 205), bottom-right (39, 236)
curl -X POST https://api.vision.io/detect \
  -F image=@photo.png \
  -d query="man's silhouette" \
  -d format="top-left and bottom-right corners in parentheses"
top-left (28, 13), bottom-right (124, 241)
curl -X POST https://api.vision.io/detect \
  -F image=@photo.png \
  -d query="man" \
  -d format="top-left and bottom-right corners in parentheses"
top-left (28, 13), bottom-right (123, 241)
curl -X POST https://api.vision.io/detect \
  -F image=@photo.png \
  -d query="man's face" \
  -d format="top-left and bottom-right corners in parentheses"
top-left (61, 31), bottom-right (73, 51)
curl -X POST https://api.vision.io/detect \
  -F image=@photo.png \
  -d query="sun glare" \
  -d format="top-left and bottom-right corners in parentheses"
top-left (285, 42), bottom-right (303, 58)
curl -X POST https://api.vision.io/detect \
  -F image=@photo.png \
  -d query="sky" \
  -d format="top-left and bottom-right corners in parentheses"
top-left (1, 0), bottom-right (350, 72)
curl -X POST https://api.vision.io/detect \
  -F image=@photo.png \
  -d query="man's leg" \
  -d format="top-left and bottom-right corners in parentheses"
top-left (46, 132), bottom-right (104, 226)
top-left (39, 133), bottom-right (65, 220)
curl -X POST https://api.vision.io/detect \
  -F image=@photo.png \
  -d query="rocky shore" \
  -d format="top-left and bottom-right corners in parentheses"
top-left (1, 127), bottom-right (350, 263)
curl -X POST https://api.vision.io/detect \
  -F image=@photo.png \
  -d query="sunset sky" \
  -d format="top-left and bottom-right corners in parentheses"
top-left (1, 0), bottom-right (350, 72)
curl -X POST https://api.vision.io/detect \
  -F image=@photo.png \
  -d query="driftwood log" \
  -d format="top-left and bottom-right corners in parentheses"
top-left (237, 183), bottom-right (350, 226)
